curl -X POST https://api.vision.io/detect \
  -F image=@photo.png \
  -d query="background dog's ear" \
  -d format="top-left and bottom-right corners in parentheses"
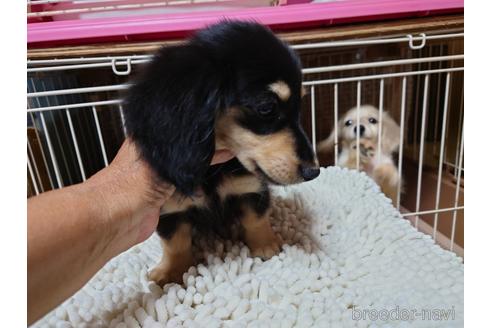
top-left (317, 129), bottom-right (336, 153)
top-left (317, 118), bottom-right (343, 153)
top-left (381, 111), bottom-right (400, 154)
top-left (123, 45), bottom-right (223, 196)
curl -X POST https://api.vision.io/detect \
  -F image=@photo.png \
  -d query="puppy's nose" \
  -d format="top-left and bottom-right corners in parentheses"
top-left (300, 165), bottom-right (320, 181)
top-left (354, 125), bottom-right (365, 136)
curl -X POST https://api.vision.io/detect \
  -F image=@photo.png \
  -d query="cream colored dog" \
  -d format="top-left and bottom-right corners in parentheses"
top-left (318, 105), bottom-right (401, 205)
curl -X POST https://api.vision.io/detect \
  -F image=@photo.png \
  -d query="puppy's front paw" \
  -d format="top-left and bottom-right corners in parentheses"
top-left (148, 265), bottom-right (184, 286)
top-left (249, 233), bottom-right (283, 260)
top-left (148, 253), bottom-right (194, 286)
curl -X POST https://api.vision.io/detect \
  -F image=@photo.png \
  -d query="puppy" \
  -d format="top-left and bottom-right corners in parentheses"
top-left (123, 21), bottom-right (320, 286)
top-left (318, 105), bottom-right (401, 205)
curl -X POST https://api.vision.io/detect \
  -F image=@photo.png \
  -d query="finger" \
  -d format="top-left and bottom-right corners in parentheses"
top-left (211, 149), bottom-right (235, 165)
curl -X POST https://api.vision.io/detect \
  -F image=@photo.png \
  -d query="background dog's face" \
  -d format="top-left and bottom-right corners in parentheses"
top-left (340, 105), bottom-right (381, 142)
top-left (216, 80), bottom-right (319, 185)
top-left (338, 105), bottom-right (400, 153)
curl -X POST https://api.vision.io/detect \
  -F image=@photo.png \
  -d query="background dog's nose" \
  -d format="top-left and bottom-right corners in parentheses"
top-left (300, 165), bottom-right (320, 181)
top-left (354, 125), bottom-right (365, 136)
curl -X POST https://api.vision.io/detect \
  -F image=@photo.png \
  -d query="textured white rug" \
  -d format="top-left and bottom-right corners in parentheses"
top-left (32, 168), bottom-right (464, 328)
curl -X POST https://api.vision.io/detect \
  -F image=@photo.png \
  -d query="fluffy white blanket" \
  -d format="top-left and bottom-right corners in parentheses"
top-left (33, 168), bottom-right (463, 328)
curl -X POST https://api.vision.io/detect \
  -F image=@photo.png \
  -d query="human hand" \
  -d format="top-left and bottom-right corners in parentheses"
top-left (86, 139), bottom-right (234, 258)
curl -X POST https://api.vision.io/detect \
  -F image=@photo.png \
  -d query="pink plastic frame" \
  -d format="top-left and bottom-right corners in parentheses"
top-left (28, 0), bottom-right (463, 47)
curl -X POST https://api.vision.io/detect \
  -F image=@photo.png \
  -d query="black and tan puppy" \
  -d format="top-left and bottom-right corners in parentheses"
top-left (123, 21), bottom-right (320, 286)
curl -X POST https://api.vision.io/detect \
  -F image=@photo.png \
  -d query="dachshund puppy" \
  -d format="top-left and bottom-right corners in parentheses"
top-left (123, 21), bottom-right (320, 286)
top-left (318, 105), bottom-right (401, 205)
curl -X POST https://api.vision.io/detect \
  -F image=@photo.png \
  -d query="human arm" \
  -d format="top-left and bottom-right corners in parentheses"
top-left (27, 139), bottom-right (233, 324)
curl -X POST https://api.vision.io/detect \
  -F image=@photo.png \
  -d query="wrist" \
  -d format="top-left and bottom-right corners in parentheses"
top-left (83, 163), bottom-right (175, 259)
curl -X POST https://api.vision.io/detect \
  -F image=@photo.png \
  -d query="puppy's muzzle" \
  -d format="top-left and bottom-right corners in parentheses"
top-left (354, 125), bottom-right (365, 137)
top-left (300, 164), bottom-right (320, 181)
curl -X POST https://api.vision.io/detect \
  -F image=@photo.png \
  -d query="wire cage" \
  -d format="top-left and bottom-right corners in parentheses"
top-left (27, 18), bottom-right (464, 257)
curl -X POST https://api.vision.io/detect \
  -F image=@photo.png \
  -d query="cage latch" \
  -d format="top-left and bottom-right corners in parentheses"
top-left (111, 58), bottom-right (132, 76)
top-left (407, 33), bottom-right (427, 50)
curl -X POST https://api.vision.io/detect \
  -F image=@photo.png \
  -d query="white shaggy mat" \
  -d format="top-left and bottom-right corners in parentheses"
top-left (33, 168), bottom-right (464, 328)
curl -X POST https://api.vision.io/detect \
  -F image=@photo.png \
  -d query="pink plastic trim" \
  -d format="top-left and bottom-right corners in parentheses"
top-left (28, 0), bottom-right (464, 47)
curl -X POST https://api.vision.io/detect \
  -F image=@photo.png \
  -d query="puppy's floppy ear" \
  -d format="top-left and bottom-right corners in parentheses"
top-left (381, 111), bottom-right (400, 154)
top-left (123, 44), bottom-right (222, 196)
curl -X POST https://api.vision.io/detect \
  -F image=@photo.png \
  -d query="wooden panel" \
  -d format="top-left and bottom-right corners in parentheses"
top-left (28, 14), bottom-right (463, 59)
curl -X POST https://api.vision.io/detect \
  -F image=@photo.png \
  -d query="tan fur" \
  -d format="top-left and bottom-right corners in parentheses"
top-left (241, 208), bottom-right (283, 259)
top-left (148, 223), bottom-right (194, 286)
top-left (373, 163), bottom-right (399, 205)
top-left (160, 190), bottom-right (206, 214)
top-left (317, 105), bottom-right (401, 206)
top-left (217, 175), bottom-right (262, 201)
top-left (301, 86), bottom-right (307, 98)
top-left (216, 109), bottom-right (302, 185)
top-left (268, 80), bottom-right (291, 101)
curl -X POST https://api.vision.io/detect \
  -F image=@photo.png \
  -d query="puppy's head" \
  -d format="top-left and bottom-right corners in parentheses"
top-left (124, 21), bottom-right (319, 195)
top-left (319, 105), bottom-right (400, 155)
top-left (210, 23), bottom-right (319, 185)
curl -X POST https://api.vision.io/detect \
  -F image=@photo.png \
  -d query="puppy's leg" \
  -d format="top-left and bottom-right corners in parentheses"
top-left (346, 140), bottom-right (375, 170)
top-left (373, 163), bottom-right (399, 206)
top-left (241, 206), bottom-right (283, 260)
top-left (149, 216), bottom-right (194, 286)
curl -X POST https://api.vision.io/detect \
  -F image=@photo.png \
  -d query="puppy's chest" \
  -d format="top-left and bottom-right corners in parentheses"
top-left (160, 160), bottom-right (266, 215)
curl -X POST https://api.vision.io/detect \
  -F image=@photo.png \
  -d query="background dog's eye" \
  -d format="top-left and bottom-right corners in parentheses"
top-left (369, 118), bottom-right (378, 124)
top-left (345, 120), bottom-right (353, 127)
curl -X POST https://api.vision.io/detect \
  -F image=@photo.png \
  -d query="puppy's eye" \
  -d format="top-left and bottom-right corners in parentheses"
top-left (257, 104), bottom-right (276, 117)
top-left (345, 120), bottom-right (353, 127)
top-left (369, 118), bottom-right (378, 124)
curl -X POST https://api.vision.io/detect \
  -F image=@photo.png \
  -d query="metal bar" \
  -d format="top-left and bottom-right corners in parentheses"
top-left (27, 59), bottom-right (149, 73)
top-left (65, 109), bottom-right (86, 181)
top-left (432, 45), bottom-right (445, 157)
top-left (443, 160), bottom-right (465, 172)
top-left (302, 55), bottom-right (463, 74)
top-left (27, 136), bottom-right (45, 193)
top-left (402, 206), bottom-right (464, 217)
top-left (92, 106), bottom-right (109, 167)
top-left (28, 55), bottom-right (149, 66)
top-left (40, 112), bottom-right (63, 188)
top-left (291, 33), bottom-right (464, 50)
top-left (414, 74), bottom-right (430, 229)
top-left (450, 130), bottom-right (464, 252)
top-left (334, 83), bottom-right (339, 166)
top-left (27, 152), bottom-right (39, 196)
top-left (26, 69), bottom-right (464, 114)
top-left (310, 86), bottom-right (316, 152)
top-left (28, 55), bottom-right (464, 74)
top-left (27, 84), bottom-right (128, 98)
top-left (27, 99), bottom-right (122, 113)
top-left (28, 86), bottom-right (54, 190)
top-left (396, 77), bottom-right (407, 210)
top-left (356, 81), bottom-right (361, 170)
top-left (432, 73), bottom-right (451, 239)
top-left (377, 79), bottom-right (384, 162)
top-left (302, 67), bottom-right (464, 86)
top-left (118, 104), bottom-right (128, 137)
top-left (454, 88), bottom-right (464, 179)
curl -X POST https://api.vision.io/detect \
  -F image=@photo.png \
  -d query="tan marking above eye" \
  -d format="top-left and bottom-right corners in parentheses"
top-left (268, 80), bottom-right (291, 101)
top-left (301, 86), bottom-right (307, 98)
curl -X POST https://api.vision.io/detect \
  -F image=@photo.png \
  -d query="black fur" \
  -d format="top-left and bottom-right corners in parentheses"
top-left (123, 21), bottom-right (310, 195)
top-left (123, 21), bottom-right (317, 241)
